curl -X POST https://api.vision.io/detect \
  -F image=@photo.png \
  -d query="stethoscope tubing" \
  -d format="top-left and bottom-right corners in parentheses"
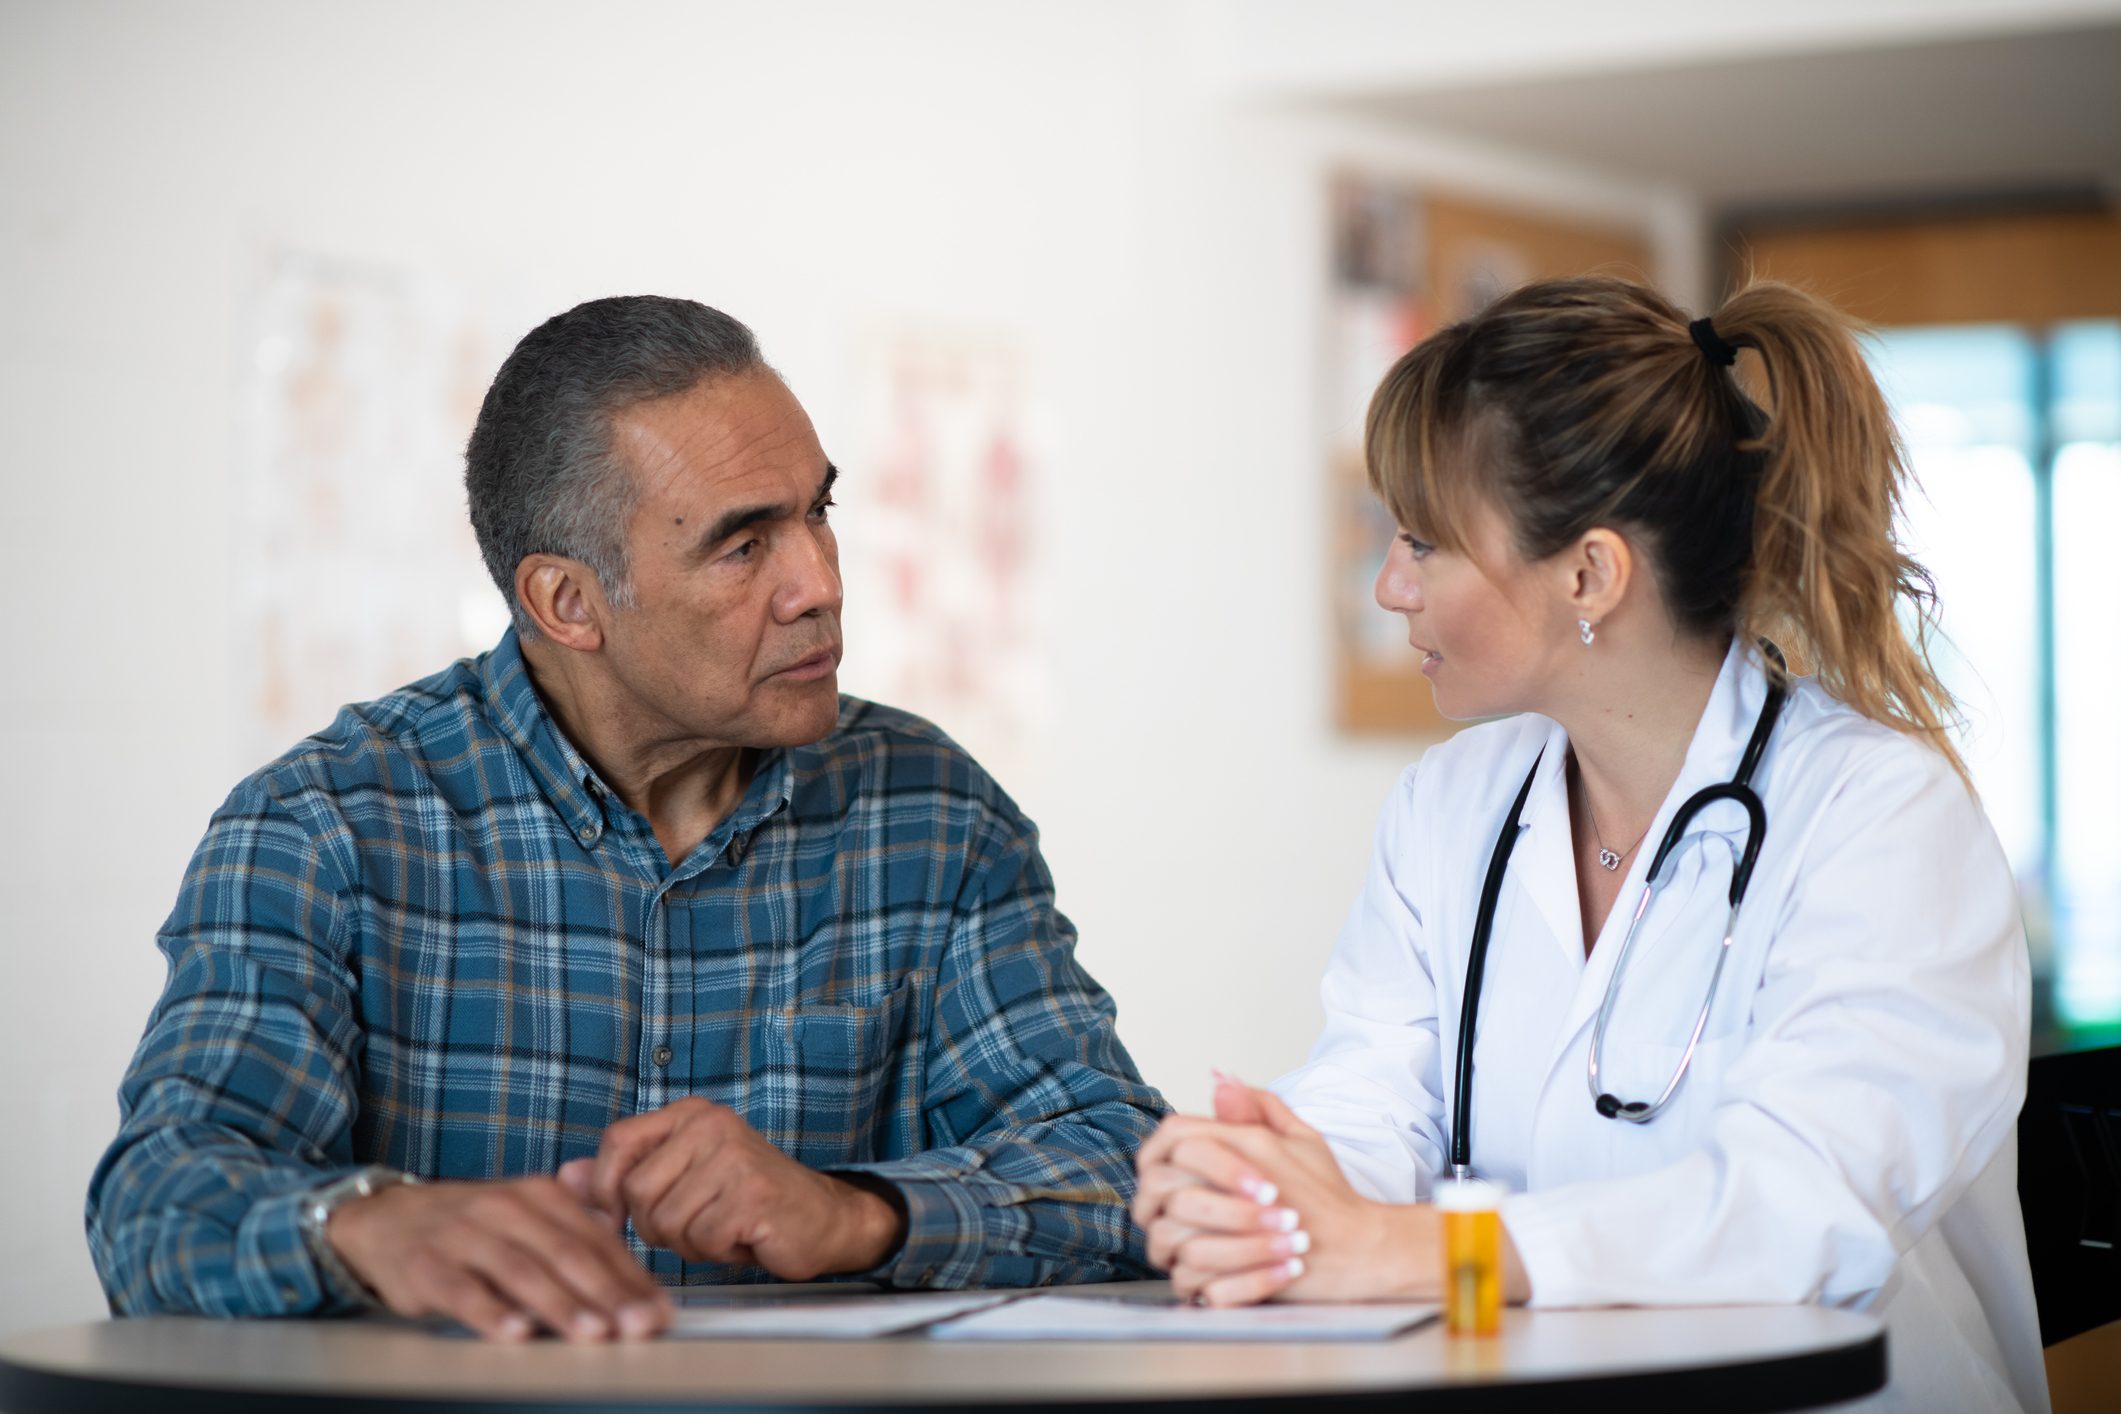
top-left (1447, 643), bottom-right (1789, 1180)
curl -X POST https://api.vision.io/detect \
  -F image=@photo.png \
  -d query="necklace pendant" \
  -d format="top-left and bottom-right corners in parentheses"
top-left (1598, 848), bottom-right (1621, 872)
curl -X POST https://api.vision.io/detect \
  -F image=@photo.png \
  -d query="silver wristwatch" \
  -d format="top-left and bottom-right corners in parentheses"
top-left (297, 1165), bottom-right (422, 1303)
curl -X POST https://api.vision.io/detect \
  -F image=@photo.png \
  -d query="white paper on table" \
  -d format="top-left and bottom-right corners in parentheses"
top-left (665, 1292), bottom-right (1019, 1339)
top-left (930, 1294), bottom-right (1441, 1342)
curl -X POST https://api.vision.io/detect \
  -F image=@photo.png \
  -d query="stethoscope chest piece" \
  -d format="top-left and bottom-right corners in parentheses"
top-left (1446, 645), bottom-right (1788, 1175)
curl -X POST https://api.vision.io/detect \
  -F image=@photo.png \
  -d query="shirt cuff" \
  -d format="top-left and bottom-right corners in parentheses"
top-left (239, 1182), bottom-right (378, 1316)
top-left (829, 1164), bottom-right (991, 1288)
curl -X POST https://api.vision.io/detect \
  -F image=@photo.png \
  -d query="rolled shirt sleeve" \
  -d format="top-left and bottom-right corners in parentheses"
top-left (835, 812), bottom-right (1168, 1289)
top-left (85, 781), bottom-right (369, 1316)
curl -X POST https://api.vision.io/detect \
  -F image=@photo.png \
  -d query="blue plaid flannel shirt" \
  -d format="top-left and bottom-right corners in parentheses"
top-left (87, 630), bottom-right (1167, 1316)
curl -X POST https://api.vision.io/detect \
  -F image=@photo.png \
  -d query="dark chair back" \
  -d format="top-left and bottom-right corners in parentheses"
top-left (2019, 1044), bottom-right (2121, 1345)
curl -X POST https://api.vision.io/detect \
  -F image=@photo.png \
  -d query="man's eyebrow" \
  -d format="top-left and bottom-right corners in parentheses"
top-left (694, 463), bottom-right (839, 556)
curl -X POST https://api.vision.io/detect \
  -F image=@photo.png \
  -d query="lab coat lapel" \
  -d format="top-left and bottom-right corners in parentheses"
top-left (1544, 640), bottom-right (1771, 1068)
top-left (1509, 721), bottom-right (1586, 968)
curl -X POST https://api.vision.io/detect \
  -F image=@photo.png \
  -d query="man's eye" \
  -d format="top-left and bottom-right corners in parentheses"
top-left (727, 538), bottom-right (760, 562)
top-left (810, 496), bottom-right (835, 520)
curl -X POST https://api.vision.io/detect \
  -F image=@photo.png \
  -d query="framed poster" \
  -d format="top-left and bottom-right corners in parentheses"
top-left (1326, 180), bottom-right (1654, 736)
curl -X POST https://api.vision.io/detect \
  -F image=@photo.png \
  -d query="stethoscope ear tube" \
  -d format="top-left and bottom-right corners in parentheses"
top-left (1643, 783), bottom-right (1767, 905)
top-left (1450, 641), bottom-right (1790, 1175)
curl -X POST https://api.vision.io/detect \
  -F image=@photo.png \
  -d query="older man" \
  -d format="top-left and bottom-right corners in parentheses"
top-left (87, 297), bottom-right (1166, 1341)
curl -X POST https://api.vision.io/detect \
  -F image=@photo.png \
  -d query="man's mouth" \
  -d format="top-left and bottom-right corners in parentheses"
top-left (769, 646), bottom-right (840, 682)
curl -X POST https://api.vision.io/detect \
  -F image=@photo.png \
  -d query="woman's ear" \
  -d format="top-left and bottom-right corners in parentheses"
top-left (1566, 527), bottom-right (1633, 628)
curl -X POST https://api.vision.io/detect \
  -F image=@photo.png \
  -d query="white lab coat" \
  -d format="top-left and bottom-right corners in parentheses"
top-left (1274, 639), bottom-right (2048, 1414)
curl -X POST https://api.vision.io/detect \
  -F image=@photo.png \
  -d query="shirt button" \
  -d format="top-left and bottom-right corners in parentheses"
top-left (651, 1045), bottom-right (673, 1067)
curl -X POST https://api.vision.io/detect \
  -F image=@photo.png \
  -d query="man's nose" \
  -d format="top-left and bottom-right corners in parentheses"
top-left (773, 526), bottom-right (843, 622)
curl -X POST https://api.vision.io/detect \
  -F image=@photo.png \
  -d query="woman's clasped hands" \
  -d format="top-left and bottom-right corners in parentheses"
top-left (1131, 1073), bottom-right (1447, 1307)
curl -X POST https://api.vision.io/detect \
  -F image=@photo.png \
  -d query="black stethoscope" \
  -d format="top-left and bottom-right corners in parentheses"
top-left (1447, 643), bottom-right (1790, 1182)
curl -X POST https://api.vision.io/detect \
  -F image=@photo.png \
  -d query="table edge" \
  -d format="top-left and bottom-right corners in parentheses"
top-left (0, 1323), bottom-right (1888, 1414)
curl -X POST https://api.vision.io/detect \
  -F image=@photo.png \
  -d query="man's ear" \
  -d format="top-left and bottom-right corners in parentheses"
top-left (1565, 527), bottom-right (1634, 628)
top-left (515, 555), bottom-right (608, 651)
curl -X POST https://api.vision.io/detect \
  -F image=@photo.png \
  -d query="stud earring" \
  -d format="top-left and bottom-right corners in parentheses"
top-left (1579, 619), bottom-right (1596, 647)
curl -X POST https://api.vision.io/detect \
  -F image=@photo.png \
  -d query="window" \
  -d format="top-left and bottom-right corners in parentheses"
top-left (1868, 320), bottom-right (2121, 1051)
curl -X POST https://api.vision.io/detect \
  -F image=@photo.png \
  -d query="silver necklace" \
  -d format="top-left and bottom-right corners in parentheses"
top-left (1586, 802), bottom-right (1648, 871)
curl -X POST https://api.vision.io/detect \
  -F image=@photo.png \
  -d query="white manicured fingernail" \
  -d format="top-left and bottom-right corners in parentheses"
top-left (497, 1312), bottom-right (533, 1341)
top-left (1282, 1257), bottom-right (1306, 1279)
top-left (1243, 1179), bottom-right (1279, 1206)
top-left (1281, 1230), bottom-right (1312, 1255)
top-left (1263, 1206), bottom-right (1300, 1232)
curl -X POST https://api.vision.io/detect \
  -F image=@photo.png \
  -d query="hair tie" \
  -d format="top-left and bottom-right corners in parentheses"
top-left (1690, 316), bottom-right (1739, 368)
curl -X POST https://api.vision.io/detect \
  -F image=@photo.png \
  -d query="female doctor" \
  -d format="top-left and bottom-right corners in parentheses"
top-left (1133, 275), bottom-right (2046, 1413)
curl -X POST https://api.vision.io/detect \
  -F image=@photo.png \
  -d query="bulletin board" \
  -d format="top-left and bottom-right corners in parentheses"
top-left (1326, 180), bottom-right (1655, 736)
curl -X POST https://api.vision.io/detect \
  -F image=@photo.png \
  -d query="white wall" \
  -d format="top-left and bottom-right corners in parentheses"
top-left (0, 0), bottom-right (1685, 1336)
top-left (1192, 0), bottom-right (2121, 95)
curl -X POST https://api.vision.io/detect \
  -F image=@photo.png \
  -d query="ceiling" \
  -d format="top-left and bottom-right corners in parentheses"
top-left (1330, 20), bottom-right (2121, 213)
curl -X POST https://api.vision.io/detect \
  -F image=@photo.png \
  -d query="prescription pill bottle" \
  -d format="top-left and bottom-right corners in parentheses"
top-left (1436, 1179), bottom-right (1502, 1337)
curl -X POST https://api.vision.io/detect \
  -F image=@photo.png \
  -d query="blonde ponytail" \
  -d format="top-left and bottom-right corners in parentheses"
top-left (1365, 273), bottom-right (1968, 787)
top-left (1711, 283), bottom-right (1967, 785)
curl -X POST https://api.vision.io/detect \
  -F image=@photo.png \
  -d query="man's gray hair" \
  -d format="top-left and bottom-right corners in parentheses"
top-left (465, 295), bottom-right (766, 637)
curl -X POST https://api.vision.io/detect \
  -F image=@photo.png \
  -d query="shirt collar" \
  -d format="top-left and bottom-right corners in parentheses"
top-left (481, 628), bottom-right (608, 844)
top-left (480, 627), bottom-right (800, 852)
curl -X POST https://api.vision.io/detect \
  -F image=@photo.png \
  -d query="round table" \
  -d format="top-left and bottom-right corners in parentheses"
top-left (0, 1293), bottom-right (1885, 1412)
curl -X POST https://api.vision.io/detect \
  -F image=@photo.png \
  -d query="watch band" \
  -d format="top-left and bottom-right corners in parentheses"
top-left (297, 1165), bottom-right (423, 1305)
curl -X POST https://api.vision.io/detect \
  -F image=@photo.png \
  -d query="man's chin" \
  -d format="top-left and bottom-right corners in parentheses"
top-left (754, 674), bottom-right (842, 746)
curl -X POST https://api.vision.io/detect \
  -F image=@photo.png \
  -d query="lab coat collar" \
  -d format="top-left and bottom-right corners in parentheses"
top-left (1509, 636), bottom-right (1778, 987)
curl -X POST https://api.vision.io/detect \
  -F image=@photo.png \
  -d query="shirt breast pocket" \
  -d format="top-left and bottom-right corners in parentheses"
top-left (783, 980), bottom-right (917, 1168)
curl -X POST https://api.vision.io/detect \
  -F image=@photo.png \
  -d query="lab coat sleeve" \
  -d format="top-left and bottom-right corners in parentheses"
top-left (1272, 766), bottom-right (1451, 1203)
top-left (1499, 740), bottom-right (2030, 1308)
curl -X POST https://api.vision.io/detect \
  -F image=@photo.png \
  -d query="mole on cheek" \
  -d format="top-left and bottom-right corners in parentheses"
top-left (674, 516), bottom-right (684, 525)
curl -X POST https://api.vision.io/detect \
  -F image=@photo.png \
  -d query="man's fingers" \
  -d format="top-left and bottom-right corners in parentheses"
top-left (450, 1224), bottom-right (611, 1341)
top-left (1160, 1184), bottom-right (1293, 1236)
top-left (329, 1178), bottom-right (671, 1343)
top-left (643, 1157), bottom-right (739, 1261)
top-left (682, 1168), bottom-right (801, 1272)
top-left (620, 1140), bottom-right (706, 1249)
top-left (591, 1105), bottom-right (689, 1221)
top-left (555, 1157), bottom-right (597, 1205)
top-left (515, 1180), bottom-right (669, 1313)
top-left (416, 1261), bottom-right (534, 1343)
top-left (1198, 1257), bottom-right (1305, 1308)
top-left (680, 1193), bottom-right (764, 1268)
